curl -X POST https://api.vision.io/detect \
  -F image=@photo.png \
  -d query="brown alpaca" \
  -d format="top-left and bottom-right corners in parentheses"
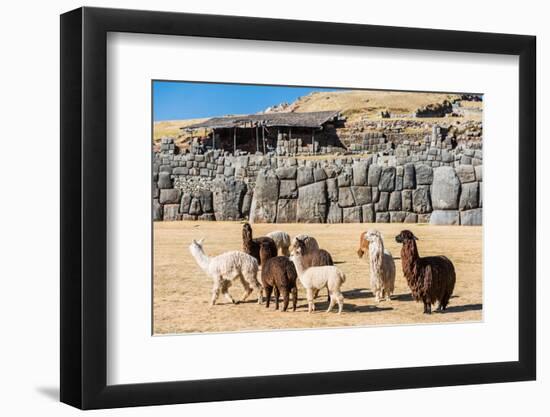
top-left (260, 241), bottom-right (298, 311)
top-left (395, 230), bottom-right (456, 314)
top-left (356, 231), bottom-right (369, 258)
top-left (242, 222), bottom-right (277, 265)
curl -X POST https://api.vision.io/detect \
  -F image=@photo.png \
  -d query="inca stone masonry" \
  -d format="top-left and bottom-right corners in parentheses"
top-left (153, 135), bottom-right (482, 226)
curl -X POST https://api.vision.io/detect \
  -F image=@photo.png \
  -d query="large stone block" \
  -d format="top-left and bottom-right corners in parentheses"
top-left (415, 164), bottom-right (433, 185)
top-left (159, 188), bottom-right (181, 205)
top-left (338, 171), bottom-right (352, 187)
top-left (378, 167), bottom-right (396, 192)
top-left (459, 182), bottom-right (479, 210)
top-left (456, 165), bottom-right (476, 183)
top-left (402, 189), bottom-right (413, 212)
top-left (404, 212), bottom-right (418, 223)
top-left (431, 166), bottom-right (461, 210)
top-left (460, 208), bottom-right (483, 226)
top-left (313, 168), bottom-right (327, 182)
top-left (213, 178), bottom-right (247, 221)
top-left (342, 206), bottom-right (362, 223)
top-left (297, 181), bottom-right (328, 223)
top-left (390, 211), bottom-right (406, 223)
top-left (199, 190), bottom-right (213, 213)
top-left (157, 172), bottom-right (172, 189)
top-left (327, 202), bottom-right (343, 223)
top-left (326, 178), bottom-right (339, 202)
top-left (188, 198), bottom-right (202, 215)
top-left (367, 164), bottom-right (382, 186)
top-left (276, 199), bottom-right (297, 223)
top-left (362, 204), bottom-right (375, 223)
top-left (153, 199), bottom-right (163, 221)
top-left (388, 191), bottom-right (402, 211)
top-left (279, 180), bottom-right (298, 199)
top-left (163, 204), bottom-right (181, 221)
top-left (338, 187), bottom-right (355, 208)
top-left (351, 186), bottom-right (372, 206)
top-left (180, 193), bottom-right (191, 214)
top-left (475, 165), bottom-right (483, 182)
top-left (352, 162), bottom-right (369, 186)
top-left (241, 191), bottom-right (253, 218)
top-left (412, 185), bottom-right (432, 214)
top-left (375, 212), bottom-right (390, 223)
top-left (375, 192), bottom-right (389, 212)
top-left (250, 170), bottom-right (279, 223)
top-left (403, 163), bottom-right (416, 189)
top-left (276, 166), bottom-right (297, 180)
top-left (296, 166), bottom-right (314, 187)
top-left (173, 166), bottom-right (189, 175)
top-left (429, 210), bottom-right (460, 225)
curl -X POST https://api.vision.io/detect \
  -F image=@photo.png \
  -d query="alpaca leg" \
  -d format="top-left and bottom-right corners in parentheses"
top-left (423, 301), bottom-right (431, 314)
top-left (257, 284), bottom-right (264, 304)
top-left (291, 286), bottom-right (297, 312)
top-left (238, 275), bottom-right (253, 302)
top-left (221, 281), bottom-right (236, 304)
top-left (211, 281), bottom-right (221, 306)
top-left (281, 288), bottom-right (290, 312)
top-left (313, 289), bottom-right (320, 299)
top-left (326, 292), bottom-right (336, 313)
top-left (336, 292), bottom-right (344, 314)
top-left (306, 288), bottom-right (314, 313)
top-left (265, 286), bottom-right (273, 309)
top-left (274, 287), bottom-right (280, 310)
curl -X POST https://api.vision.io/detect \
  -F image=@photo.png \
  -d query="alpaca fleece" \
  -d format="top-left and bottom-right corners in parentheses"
top-left (395, 230), bottom-right (456, 314)
top-left (260, 242), bottom-right (298, 311)
top-left (266, 231), bottom-right (291, 256)
top-left (242, 223), bottom-right (277, 265)
top-left (291, 234), bottom-right (319, 254)
top-left (292, 242), bottom-right (345, 313)
top-left (189, 239), bottom-right (262, 305)
top-left (356, 231), bottom-right (369, 258)
top-left (364, 230), bottom-right (395, 302)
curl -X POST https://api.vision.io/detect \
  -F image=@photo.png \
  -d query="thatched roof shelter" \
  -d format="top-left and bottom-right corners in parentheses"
top-left (183, 110), bottom-right (340, 130)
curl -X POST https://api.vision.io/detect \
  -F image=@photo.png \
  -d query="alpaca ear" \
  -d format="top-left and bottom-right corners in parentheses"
top-left (414, 235), bottom-right (419, 240)
top-left (198, 238), bottom-right (205, 245)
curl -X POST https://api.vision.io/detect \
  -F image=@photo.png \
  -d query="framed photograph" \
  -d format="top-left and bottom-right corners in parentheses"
top-left (60, 6), bottom-right (536, 410)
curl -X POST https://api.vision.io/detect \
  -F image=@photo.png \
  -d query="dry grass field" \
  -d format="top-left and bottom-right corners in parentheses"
top-left (153, 222), bottom-right (482, 335)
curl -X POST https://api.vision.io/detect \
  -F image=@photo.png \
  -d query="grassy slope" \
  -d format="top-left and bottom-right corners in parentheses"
top-left (152, 90), bottom-right (483, 145)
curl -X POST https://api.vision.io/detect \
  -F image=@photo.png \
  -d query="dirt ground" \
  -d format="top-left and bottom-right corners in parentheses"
top-left (153, 222), bottom-right (482, 335)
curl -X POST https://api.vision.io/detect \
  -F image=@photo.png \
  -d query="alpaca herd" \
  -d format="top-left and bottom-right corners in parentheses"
top-left (188, 223), bottom-right (457, 315)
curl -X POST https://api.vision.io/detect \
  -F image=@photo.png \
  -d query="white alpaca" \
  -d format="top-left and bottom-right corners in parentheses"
top-left (292, 246), bottom-right (346, 314)
top-left (291, 234), bottom-right (319, 254)
top-left (364, 230), bottom-right (396, 302)
top-left (266, 231), bottom-right (291, 256)
top-left (188, 239), bottom-right (263, 305)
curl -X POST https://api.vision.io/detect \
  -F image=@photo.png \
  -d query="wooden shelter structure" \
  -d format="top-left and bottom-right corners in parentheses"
top-left (183, 110), bottom-right (341, 155)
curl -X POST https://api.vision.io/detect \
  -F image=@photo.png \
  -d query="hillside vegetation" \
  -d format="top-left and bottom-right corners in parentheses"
top-left (153, 90), bottom-right (481, 146)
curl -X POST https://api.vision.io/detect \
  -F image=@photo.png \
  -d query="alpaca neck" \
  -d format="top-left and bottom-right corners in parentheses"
top-left (191, 246), bottom-right (210, 272)
top-left (401, 241), bottom-right (420, 281)
top-left (292, 254), bottom-right (307, 277)
top-left (369, 239), bottom-right (384, 274)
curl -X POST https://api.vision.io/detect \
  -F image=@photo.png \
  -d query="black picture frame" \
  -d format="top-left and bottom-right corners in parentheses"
top-left (60, 6), bottom-right (536, 410)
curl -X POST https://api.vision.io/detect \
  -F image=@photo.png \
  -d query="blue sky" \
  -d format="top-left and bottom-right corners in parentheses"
top-left (153, 81), bottom-right (339, 121)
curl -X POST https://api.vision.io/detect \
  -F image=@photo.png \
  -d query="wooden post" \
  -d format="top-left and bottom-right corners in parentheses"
top-left (312, 128), bottom-right (315, 155)
top-left (262, 126), bottom-right (266, 154)
top-left (255, 125), bottom-right (259, 153)
top-left (212, 128), bottom-right (215, 149)
top-left (289, 127), bottom-right (292, 140)
top-left (233, 127), bottom-right (237, 155)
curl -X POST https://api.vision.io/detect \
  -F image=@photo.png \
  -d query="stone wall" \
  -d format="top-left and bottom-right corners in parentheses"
top-left (153, 138), bottom-right (482, 225)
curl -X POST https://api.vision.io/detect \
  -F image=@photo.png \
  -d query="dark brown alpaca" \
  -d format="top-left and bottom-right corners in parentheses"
top-left (395, 230), bottom-right (456, 314)
top-left (293, 237), bottom-right (334, 301)
top-left (260, 241), bottom-right (298, 311)
top-left (242, 222), bottom-right (277, 265)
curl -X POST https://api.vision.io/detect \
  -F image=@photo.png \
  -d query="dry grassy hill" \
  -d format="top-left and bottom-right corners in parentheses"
top-left (153, 90), bottom-right (482, 147)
